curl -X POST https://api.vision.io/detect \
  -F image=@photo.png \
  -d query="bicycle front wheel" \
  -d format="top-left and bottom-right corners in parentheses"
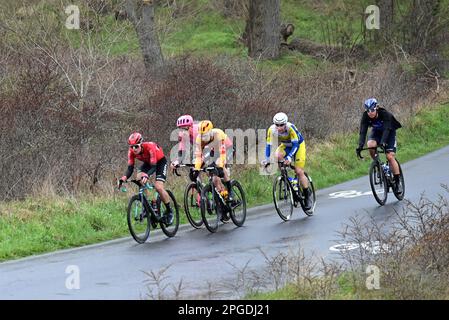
top-left (201, 184), bottom-right (220, 233)
top-left (369, 161), bottom-right (388, 205)
top-left (184, 182), bottom-right (203, 228)
top-left (159, 190), bottom-right (180, 238)
top-left (229, 180), bottom-right (246, 227)
top-left (273, 175), bottom-right (294, 221)
top-left (127, 195), bottom-right (151, 244)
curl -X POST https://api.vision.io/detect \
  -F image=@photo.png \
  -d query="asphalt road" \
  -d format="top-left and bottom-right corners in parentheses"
top-left (1, 146), bottom-right (448, 299)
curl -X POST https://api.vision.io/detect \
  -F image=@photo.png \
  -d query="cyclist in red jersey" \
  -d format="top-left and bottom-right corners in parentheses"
top-left (118, 132), bottom-right (174, 225)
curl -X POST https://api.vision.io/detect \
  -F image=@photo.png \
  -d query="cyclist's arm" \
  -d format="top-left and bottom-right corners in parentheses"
top-left (123, 165), bottom-right (134, 180)
top-left (124, 150), bottom-right (135, 179)
top-left (286, 127), bottom-right (300, 160)
top-left (265, 127), bottom-right (273, 159)
top-left (358, 114), bottom-right (369, 147)
top-left (380, 111), bottom-right (393, 145)
top-left (217, 138), bottom-right (227, 168)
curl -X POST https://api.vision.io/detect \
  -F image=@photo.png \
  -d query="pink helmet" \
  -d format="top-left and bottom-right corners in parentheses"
top-left (176, 115), bottom-right (194, 128)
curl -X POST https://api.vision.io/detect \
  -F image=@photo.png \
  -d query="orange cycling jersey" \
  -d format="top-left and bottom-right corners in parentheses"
top-left (194, 128), bottom-right (232, 170)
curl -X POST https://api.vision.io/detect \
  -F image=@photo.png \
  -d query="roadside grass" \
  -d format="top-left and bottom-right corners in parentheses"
top-left (246, 272), bottom-right (386, 300)
top-left (1, 102), bottom-right (448, 262)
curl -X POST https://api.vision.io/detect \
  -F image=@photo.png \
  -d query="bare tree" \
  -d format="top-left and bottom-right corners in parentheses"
top-left (246, 0), bottom-right (280, 60)
top-left (375, 0), bottom-right (395, 43)
top-left (125, 0), bottom-right (164, 70)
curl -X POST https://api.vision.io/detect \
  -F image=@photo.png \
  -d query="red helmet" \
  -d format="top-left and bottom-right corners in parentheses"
top-left (176, 115), bottom-right (194, 128)
top-left (128, 132), bottom-right (143, 145)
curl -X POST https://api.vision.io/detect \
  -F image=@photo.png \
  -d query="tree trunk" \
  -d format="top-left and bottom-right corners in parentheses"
top-left (125, 0), bottom-right (164, 70)
top-left (375, 0), bottom-right (395, 43)
top-left (246, 0), bottom-right (280, 60)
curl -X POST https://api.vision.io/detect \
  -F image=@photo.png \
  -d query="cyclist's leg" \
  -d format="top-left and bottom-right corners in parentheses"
top-left (367, 130), bottom-right (381, 159)
top-left (137, 162), bottom-right (155, 180)
top-left (153, 157), bottom-right (169, 201)
top-left (293, 143), bottom-right (313, 209)
top-left (294, 142), bottom-right (308, 189)
top-left (274, 144), bottom-right (287, 162)
top-left (153, 157), bottom-right (174, 224)
top-left (210, 162), bottom-right (225, 192)
top-left (385, 130), bottom-right (399, 174)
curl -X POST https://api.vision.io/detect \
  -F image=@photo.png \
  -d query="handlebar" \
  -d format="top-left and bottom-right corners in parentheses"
top-left (263, 161), bottom-right (295, 170)
top-left (172, 164), bottom-right (195, 177)
top-left (118, 179), bottom-right (150, 191)
top-left (357, 146), bottom-right (386, 159)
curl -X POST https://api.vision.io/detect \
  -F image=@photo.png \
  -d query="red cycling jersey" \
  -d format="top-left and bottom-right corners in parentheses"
top-left (128, 142), bottom-right (165, 166)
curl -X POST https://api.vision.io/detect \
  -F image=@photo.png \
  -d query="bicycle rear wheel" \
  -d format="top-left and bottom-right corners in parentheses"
top-left (393, 160), bottom-right (405, 201)
top-left (201, 184), bottom-right (220, 233)
top-left (369, 161), bottom-right (388, 205)
top-left (159, 190), bottom-right (180, 237)
top-left (127, 195), bottom-right (151, 243)
top-left (229, 180), bottom-right (246, 227)
top-left (273, 175), bottom-right (294, 221)
top-left (184, 182), bottom-right (203, 228)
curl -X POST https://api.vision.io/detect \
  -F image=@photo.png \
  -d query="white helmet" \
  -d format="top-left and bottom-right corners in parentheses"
top-left (273, 112), bottom-right (288, 125)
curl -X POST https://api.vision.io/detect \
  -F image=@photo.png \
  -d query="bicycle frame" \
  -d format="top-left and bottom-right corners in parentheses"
top-left (128, 180), bottom-right (162, 225)
top-left (277, 162), bottom-right (304, 203)
top-left (203, 166), bottom-right (231, 211)
top-left (174, 164), bottom-right (229, 210)
top-left (358, 146), bottom-right (395, 187)
top-left (173, 164), bottom-right (203, 192)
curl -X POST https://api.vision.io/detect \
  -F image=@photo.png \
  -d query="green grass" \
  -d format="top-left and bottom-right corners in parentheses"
top-left (2, 102), bottom-right (449, 262)
top-left (246, 271), bottom-right (385, 300)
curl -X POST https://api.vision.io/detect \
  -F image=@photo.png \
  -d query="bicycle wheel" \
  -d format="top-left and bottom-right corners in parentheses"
top-left (127, 195), bottom-right (151, 244)
top-left (229, 180), bottom-right (246, 227)
top-left (393, 160), bottom-right (405, 201)
top-left (369, 161), bottom-right (388, 205)
top-left (273, 175), bottom-right (294, 221)
top-left (302, 173), bottom-right (316, 216)
top-left (159, 190), bottom-right (180, 237)
top-left (201, 184), bottom-right (220, 233)
top-left (184, 182), bottom-right (203, 228)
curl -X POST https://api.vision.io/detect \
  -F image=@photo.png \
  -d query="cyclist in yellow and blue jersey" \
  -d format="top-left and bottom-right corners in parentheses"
top-left (262, 112), bottom-right (312, 210)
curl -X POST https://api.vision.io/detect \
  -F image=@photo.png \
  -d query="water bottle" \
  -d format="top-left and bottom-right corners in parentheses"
top-left (289, 177), bottom-right (299, 191)
top-left (382, 164), bottom-right (391, 176)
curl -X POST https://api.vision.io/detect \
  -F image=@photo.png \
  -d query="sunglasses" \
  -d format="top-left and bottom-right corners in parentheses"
top-left (130, 144), bottom-right (141, 149)
top-left (275, 124), bottom-right (285, 127)
top-left (367, 108), bottom-right (377, 113)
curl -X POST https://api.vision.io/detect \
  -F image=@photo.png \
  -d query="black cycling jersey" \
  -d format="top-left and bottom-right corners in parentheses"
top-left (358, 107), bottom-right (402, 148)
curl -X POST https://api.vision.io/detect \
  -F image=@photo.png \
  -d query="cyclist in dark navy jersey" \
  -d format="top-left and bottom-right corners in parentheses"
top-left (356, 98), bottom-right (403, 193)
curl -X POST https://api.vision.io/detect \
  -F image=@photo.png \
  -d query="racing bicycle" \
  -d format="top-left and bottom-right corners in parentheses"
top-left (358, 146), bottom-right (405, 205)
top-left (119, 179), bottom-right (180, 243)
top-left (268, 161), bottom-right (316, 221)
